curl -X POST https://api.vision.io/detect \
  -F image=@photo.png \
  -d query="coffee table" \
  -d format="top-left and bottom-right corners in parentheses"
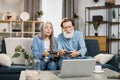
top-left (19, 68), bottom-right (119, 80)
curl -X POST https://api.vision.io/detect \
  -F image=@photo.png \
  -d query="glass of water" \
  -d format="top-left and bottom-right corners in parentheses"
top-left (26, 59), bottom-right (41, 80)
top-left (118, 62), bottom-right (120, 72)
top-left (34, 59), bottom-right (40, 72)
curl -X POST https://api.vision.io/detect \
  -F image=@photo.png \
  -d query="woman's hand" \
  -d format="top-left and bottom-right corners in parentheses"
top-left (43, 51), bottom-right (50, 57)
top-left (54, 52), bottom-right (59, 57)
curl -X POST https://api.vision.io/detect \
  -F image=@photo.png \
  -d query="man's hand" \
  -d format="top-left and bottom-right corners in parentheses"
top-left (59, 50), bottom-right (66, 57)
top-left (43, 51), bottom-right (50, 57)
top-left (69, 51), bottom-right (80, 57)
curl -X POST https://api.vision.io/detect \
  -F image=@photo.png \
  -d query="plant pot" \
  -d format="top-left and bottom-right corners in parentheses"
top-left (95, 33), bottom-right (98, 36)
top-left (112, 18), bottom-right (116, 22)
top-left (37, 17), bottom-right (41, 21)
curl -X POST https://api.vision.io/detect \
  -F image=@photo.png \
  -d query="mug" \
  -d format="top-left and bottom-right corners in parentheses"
top-left (95, 65), bottom-right (102, 72)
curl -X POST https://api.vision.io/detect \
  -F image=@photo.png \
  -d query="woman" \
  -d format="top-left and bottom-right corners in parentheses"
top-left (32, 21), bottom-right (58, 70)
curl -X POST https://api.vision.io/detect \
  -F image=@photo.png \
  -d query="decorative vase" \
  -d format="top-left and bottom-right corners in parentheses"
top-left (25, 60), bottom-right (33, 70)
top-left (112, 18), bottom-right (116, 22)
top-left (37, 17), bottom-right (41, 21)
top-left (25, 59), bottom-right (40, 70)
top-left (93, 0), bottom-right (99, 6)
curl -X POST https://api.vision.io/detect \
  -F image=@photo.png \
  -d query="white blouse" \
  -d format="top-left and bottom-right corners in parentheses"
top-left (44, 40), bottom-right (50, 51)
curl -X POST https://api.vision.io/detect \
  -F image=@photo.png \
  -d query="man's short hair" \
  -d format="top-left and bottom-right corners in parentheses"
top-left (61, 17), bottom-right (74, 27)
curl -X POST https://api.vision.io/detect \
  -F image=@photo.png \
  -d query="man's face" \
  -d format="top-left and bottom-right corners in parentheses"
top-left (62, 21), bottom-right (74, 38)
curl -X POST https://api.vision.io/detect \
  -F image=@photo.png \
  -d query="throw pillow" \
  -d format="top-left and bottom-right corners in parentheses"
top-left (0, 54), bottom-right (12, 67)
top-left (94, 54), bottom-right (114, 64)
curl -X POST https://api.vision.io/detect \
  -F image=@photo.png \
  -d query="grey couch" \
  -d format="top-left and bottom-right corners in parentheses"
top-left (0, 39), bottom-right (26, 80)
top-left (0, 39), bottom-right (119, 80)
top-left (85, 39), bottom-right (120, 72)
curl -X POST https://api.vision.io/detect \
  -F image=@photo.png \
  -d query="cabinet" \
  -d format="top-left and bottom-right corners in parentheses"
top-left (85, 5), bottom-right (120, 54)
top-left (86, 36), bottom-right (107, 52)
top-left (0, 20), bottom-right (43, 50)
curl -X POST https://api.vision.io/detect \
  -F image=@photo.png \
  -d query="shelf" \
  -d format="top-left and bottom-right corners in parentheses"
top-left (0, 32), bottom-right (10, 33)
top-left (86, 5), bottom-right (120, 10)
top-left (0, 20), bottom-right (43, 39)
top-left (108, 38), bottom-right (120, 41)
top-left (85, 5), bottom-right (120, 54)
top-left (0, 20), bottom-right (43, 23)
top-left (86, 21), bottom-right (108, 24)
top-left (0, 21), bottom-right (37, 51)
top-left (86, 6), bottom-right (107, 10)
top-left (109, 22), bottom-right (120, 24)
top-left (23, 32), bottom-right (33, 33)
top-left (86, 21), bottom-right (120, 25)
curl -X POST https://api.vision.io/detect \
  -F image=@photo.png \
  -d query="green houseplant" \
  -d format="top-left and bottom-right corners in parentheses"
top-left (93, 21), bottom-right (100, 36)
top-left (112, 9), bottom-right (116, 22)
top-left (37, 10), bottom-right (44, 17)
top-left (37, 10), bottom-right (43, 21)
top-left (12, 45), bottom-right (34, 68)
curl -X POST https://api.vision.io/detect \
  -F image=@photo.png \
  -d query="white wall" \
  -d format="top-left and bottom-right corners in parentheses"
top-left (78, 0), bottom-right (120, 54)
top-left (41, 0), bottom-right (62, 37)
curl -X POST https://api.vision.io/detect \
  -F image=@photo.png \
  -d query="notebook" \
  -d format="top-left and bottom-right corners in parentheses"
top-left (56, 59), bottom-right (96, 78)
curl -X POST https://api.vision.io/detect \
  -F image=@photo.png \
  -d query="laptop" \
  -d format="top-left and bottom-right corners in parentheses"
top-left (56, 59), bottom-right (96, 78)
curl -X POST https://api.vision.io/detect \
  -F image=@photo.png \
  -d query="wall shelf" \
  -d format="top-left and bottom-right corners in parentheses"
top-left (0, 20), bottom-right (43, 50)
top-left (85, 5), bottom-right (120, 54)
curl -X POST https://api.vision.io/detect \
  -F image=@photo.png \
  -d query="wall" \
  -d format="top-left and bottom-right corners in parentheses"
top-left (78, 0), bottom-right (120, 54)
top-left (0, 0), bottom-right (23, 19)
top-left (41, 0), bottom-right (62, 37)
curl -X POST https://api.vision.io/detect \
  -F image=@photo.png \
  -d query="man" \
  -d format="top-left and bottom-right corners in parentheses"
top-left (57, 17), bottom-right (87, 69)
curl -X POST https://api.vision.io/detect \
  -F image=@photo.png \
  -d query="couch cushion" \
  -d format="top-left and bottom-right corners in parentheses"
top-left (0, 64), bottom-right (25, 74)
top-left (94, 54), bottom-right (113, 64)
top-left (5, 38), bottom-right (33, 64)
top-left (1, 38), bottom-right (6, 53)
top-left (85, 39), bottom-right (100, 57)
top-left (0, 54), bottom-right (12, 67)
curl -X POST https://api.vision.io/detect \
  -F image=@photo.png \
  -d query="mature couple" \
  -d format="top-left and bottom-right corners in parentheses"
top-left (32, 17), bottom-right (87, 70)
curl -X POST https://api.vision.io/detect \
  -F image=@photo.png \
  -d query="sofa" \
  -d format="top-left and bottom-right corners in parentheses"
top-left (0, 38), bottom-right (33, 80)
top-left (0, 38), bottom-right (120, 80)
top-left (85, 39), bottom-right (120, 72)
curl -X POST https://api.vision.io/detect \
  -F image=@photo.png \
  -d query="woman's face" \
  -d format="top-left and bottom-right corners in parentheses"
top-left (44, 23), bottom-right (53, 37)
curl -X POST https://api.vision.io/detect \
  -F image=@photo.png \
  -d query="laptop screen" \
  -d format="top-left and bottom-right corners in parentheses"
top-left (60, 59), bottom-right (96, 78)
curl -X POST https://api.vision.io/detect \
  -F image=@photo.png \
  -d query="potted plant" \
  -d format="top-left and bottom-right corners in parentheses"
top-left (112, 9), bottom-right (116, 22)
top-left (37, 10), bottom-right (43, 21)
top-left (93, 21), bottom-right (100, 36)
top-left (12, 45), bottom-right (34, 68)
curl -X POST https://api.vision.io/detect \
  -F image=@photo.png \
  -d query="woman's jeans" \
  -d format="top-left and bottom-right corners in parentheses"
top-left (40, 60), bottom-right (57, 70)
